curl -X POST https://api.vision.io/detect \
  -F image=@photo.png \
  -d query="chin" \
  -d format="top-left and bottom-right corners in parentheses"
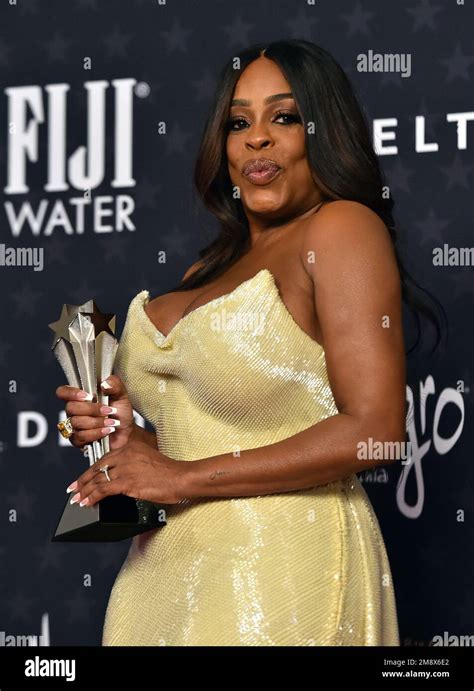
top-left (243, 193), bottom-right (283, 214)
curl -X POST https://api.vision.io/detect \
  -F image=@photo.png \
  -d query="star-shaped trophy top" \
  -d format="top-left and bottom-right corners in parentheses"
top-left (48, 299), bottom-right (116, 349)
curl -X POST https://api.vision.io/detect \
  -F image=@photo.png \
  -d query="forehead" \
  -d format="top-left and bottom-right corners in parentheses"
top-left (232, 57), bottom-right (290, 98)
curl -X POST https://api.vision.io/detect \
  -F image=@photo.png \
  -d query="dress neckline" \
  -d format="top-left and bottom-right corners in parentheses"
top-left (135, 268), bottom-right (324, 353)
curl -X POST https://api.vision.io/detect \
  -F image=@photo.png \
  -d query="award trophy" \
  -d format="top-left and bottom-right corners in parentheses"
top-left (49, 299), bottom-right (167, 542)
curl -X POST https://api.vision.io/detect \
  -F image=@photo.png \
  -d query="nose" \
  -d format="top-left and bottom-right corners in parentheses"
top-left (246, 136), bottom-right (272, 150)
top-left (245, 121), bottom-right (274, 150)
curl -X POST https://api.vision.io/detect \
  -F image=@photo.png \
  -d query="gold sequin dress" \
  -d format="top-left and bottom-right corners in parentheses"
top-left (102, 269), bottom-right (399, 646)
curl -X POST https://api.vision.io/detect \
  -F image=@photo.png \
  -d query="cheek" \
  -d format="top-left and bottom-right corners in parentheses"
top-left (295, 157), bottom-right (314, 182)
top-left (289, 135), bottom-right (313, 178)
top-left (226, 138), bottom-right (238, 166)
top-left (285, 130), bottom-right (307, 163)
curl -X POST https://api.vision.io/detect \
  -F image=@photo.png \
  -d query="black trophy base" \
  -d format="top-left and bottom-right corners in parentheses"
top-left (52, 493), bottom-right (167, 542)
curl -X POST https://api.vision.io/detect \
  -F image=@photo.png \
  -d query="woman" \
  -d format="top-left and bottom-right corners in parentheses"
top-left (56, 40), bottom-right (443, 646)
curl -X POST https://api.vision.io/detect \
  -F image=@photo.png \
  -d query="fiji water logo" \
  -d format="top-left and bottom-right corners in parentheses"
top-left (3, 78), bottom-right (145, 236)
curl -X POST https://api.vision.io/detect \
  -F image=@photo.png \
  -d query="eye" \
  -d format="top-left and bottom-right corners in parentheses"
top-left (273, 110), bottom-right (302, 125)
top-left (226, 117), bottom-right (249, 132)
top-left (226, 110), bottom-right (302, 132)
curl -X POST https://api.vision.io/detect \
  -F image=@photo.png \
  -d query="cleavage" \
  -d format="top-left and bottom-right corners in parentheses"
top-left (147, 271), bottom-right (262, 337)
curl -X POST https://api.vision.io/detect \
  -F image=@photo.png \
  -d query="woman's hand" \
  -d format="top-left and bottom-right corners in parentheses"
top-left (66, 439), bottom-right (189, 507)
top-left (55, 374), bottom-right (134, 451)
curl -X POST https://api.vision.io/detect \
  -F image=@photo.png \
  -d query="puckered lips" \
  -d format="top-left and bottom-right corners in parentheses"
top-left (241, 157), bottom-right (282, 185)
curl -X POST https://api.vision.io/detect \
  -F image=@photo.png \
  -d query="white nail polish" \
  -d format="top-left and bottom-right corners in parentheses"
top-left (105, 427), bottom-right (116, 434)
top-left (108, 406), bottom-right (118, 414)
top-left (101, 380), bottom-right (112, 389)
top-left (105, 419), bottom-right (120, 427)
top-left (78, 391), bottom-right (93, 400)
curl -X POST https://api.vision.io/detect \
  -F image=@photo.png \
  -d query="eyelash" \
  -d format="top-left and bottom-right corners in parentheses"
top-left (226, 110), bottom-right (302, 132)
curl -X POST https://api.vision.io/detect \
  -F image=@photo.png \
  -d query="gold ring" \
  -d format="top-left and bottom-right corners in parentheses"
top-left (57, 417), bottom-right (75, 439)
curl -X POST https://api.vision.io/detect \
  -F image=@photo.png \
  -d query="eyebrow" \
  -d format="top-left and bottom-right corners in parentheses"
top-left (230, 92), bottom-right (294, 107)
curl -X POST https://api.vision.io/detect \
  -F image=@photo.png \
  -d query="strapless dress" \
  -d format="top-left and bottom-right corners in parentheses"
top-left (102, 268), bottom-right (399, 646)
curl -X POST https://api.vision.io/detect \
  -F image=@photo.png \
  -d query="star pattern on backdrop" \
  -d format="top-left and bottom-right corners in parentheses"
top-left (10, 283), bottom-right (45, 316)
top-left (133, 176), bottom-right (163, 209)
top-left (439, 42), bottom-right (474, 82)
top-left (103, 25), bottom-right (133, 59)
top-left (191, 69), bottom-right (219, 103)
top-left (162, 122), bottom-right (194, 156)
top-left (341, 2), bottom-right (376, 37)
top-left (384, 158), bottom-right (416, 195)
top-left (159, 17), bottom-right (194, 53)
top-left (439, 154), bottom-right (474, 191)
top-left (222, 14), bottom-right (255, 47)
top-left (414, 208), bottom-right (451, 246)
top-left (5, 484), bottom-right (39, 517)
top-left (406, 0), bottom-right (444, 32)
top-left (44, 31), bottom-right (74, 62)
top-left (287, 8), bottom-right (318, 39)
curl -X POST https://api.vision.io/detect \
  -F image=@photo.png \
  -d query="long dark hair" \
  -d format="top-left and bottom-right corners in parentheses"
top-left (172, 39), bottom-right (447, 356)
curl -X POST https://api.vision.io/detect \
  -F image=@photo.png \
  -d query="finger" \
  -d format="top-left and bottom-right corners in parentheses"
top-left (69, 414), bottom-right (109, 431)
top-left (71, 465), bottom-right (117, 505)
top-left (65, 400), bottom-right (110, 417)
top-left (56, 385), bottom-right (94, 402)
top-left (73, 454), bottom-right (120, 489)
top-left (69, 426), bottom-right (116, 448)
top-left (75, 477), bottom-right (125, 508)
top-left (100, 375), bottom-right (128, 402)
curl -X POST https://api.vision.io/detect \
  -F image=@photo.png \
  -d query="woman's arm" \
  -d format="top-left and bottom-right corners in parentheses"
top-left (179, 201), bottom-right (407, 500)
top-left (129, 423), bottom-right (158, 449)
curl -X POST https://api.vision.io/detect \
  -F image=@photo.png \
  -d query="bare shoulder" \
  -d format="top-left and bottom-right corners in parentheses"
top-left (303, 200), bottom-right (390, 248)
top-left (300, 200), bottom-right (398, 281)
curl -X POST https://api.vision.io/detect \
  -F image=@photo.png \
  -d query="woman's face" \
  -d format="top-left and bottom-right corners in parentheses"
top-left (226, 56), bottom-right (321, 224)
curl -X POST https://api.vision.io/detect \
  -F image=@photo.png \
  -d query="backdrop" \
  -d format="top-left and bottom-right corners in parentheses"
top-left (0, 0), bottom-right (472, 647)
